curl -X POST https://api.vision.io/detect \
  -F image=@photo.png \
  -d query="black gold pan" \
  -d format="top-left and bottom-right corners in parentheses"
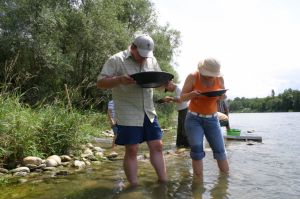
top-left (201, 89), bottom-right (228, 97)
top-left (130, 71), bottom-right (174, 88)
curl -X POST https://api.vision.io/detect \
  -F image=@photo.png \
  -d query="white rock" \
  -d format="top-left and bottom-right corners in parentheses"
top-left (47, 155), bottom-right (61, 165)
top-left (45, 158), bottom-right (58, 167)
top-left (60, 155), bottom-right (72, 162)
top-left (94, 152), bottom-right (104, 158)
top-left (43, 167), bottom-right (57, 171)
top-left (14, 172), bottom-right (28, 177)
top-left (84, 160), bottom-right (91, 166)
top-left (83, 148), bottom-right (93, 156)
top-left (0, 168), bottom-right (8, 173)
top-left (93, 146), bottom-right (104, 152)
top-left (10, 167), bottom-right (30, 173)
top-left (86, 143), bottom-right (94, 149)
top-left (107, 151), bottom-right (118, 159)
top-left (23, 156), bottom-right (43, 166)
top-left (73, 160), bottom-right (86, 169)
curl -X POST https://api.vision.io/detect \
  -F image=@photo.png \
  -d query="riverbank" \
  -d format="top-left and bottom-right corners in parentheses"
top-left (0, 94), bottom-right (110, 169)
top-left (0, 130), bottom-right (117, 185)
top-left (0, 93), bottom-right (175, 171)
top-left (0, 93), bottom-right (176, 190)
top-left (0, 127), bottom-right (183, 189)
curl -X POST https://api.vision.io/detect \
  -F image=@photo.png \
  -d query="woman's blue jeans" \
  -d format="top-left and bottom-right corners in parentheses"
top-left (185, 112), bottom-right (227, 160)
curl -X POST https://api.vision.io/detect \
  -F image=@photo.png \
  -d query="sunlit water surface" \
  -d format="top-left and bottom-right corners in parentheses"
top-left (1, 113), bottom-right (300, 199)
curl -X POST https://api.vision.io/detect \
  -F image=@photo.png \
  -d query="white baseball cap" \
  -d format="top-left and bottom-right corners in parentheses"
top-left (133, 34), bottom-right (154, 58)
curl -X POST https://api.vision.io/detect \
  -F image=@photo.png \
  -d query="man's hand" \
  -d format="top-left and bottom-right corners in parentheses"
top-left (97, 75), bottom-right (136, 89)
top-left (118, 75), bottom-right (136, 85)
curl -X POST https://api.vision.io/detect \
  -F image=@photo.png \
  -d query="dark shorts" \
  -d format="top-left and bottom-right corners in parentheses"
top-left (115, 114), bottom-right (163, 145)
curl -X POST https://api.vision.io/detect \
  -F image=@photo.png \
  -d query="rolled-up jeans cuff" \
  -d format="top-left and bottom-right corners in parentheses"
top-left (190, 151), bottom-right (205, 160)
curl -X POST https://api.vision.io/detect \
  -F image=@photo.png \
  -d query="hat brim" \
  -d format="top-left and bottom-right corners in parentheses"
top-left (199, 67), bottom-right (223, 77)
top-left (137, 48), bottom-right (153, 58)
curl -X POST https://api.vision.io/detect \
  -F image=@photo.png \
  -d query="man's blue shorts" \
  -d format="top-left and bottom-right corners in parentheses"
top-left (115, 114), bottom-right (163, 145)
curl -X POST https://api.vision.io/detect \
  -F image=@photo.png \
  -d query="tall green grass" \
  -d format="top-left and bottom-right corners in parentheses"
top-left (0, 94), bottom-right (105, 169)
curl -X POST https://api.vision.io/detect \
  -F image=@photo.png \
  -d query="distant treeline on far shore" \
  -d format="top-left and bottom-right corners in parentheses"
top-left (228, 89), bottom-right (300, 113)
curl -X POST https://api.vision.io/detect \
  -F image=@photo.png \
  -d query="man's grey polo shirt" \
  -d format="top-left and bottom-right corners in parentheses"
top-left (98, 49), bottom-right (161, 126)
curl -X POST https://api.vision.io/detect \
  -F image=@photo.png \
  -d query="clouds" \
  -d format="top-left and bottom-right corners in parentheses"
top-left (152, 0), bottom-right (300, 98)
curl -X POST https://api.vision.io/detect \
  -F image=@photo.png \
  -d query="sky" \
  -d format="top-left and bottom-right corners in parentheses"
top-left (151, 0), bottom-right (300, 99)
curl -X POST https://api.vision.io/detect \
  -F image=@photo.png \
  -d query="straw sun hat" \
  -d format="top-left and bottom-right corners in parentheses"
top-left (198, 58), bottom-right (223, 77)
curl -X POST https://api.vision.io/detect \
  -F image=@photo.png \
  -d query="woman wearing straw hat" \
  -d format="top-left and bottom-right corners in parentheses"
top-left (180, 58), bottom-right (229, 177)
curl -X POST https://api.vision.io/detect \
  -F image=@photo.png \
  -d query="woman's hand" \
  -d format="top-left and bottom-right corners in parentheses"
top-left (163, 96), bottom-right (174, 103)
top-left (191, 90), bottom-right (202, 98)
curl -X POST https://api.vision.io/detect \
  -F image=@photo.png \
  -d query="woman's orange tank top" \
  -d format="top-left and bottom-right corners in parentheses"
top-left (189, 72), bottom-right (223, 114)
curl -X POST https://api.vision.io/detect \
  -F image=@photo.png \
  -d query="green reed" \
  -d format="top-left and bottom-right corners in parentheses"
top-left (0, 94), bottom-right (106, 169)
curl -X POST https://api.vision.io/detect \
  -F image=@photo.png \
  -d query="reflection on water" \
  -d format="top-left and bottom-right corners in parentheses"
top-left (0, 140), bottom-right (230, 199)
top-left (110, 172), bottom-right (229, 199)
top-left (1, 113), bottom-right (300, 199)
top-left (210, 174), bottom-right (229, 199)
top-left (189, 173), bottom-right (229, 199)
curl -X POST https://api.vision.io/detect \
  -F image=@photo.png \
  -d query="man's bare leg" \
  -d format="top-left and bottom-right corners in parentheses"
top-left (147, 140), bottom-right (168, 183)
top-left (124, 144), bottom-right (139, 186)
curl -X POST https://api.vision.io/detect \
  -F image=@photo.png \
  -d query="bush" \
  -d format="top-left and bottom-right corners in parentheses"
top-left (0, 94), bottom-right (104, 169)
top-left (0, 94), bottom-right (41, 168)
top-left (35, 106), bottom-right (89, 157)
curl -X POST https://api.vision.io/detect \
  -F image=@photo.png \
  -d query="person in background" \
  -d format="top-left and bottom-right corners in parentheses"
top-left (217, 96), bottom-right (231, 132)
top-left (107, 100), bottom-right (118, 149)
top-left (97, 34), bottom-right (167, 187)
top-left (180, 58), bottom-right (229, 177)
top-left (163, 80), bottom-right (190, 148)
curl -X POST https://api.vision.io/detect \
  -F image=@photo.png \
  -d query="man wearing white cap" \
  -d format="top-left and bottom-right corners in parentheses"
top-left (97, 34), bottom-right (167, 187)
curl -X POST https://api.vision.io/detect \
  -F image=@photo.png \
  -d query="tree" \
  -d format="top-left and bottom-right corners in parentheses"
top-left (228, 89), bottom-right (300, 112)
top-left (271, 89), bottom-right (275, 97)
top-left (0, 0), bottom-right (182, 110)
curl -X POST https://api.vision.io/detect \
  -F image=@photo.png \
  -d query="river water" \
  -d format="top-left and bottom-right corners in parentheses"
top-left (1, 112), bottom-right (300, 199)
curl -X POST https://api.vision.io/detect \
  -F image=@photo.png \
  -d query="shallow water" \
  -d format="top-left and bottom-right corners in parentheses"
top-left (1, 112), bottom-right (300, 199)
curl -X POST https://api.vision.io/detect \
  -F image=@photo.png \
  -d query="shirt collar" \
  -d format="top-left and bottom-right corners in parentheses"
top-left (125, 48), bottom-right (132, 59)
